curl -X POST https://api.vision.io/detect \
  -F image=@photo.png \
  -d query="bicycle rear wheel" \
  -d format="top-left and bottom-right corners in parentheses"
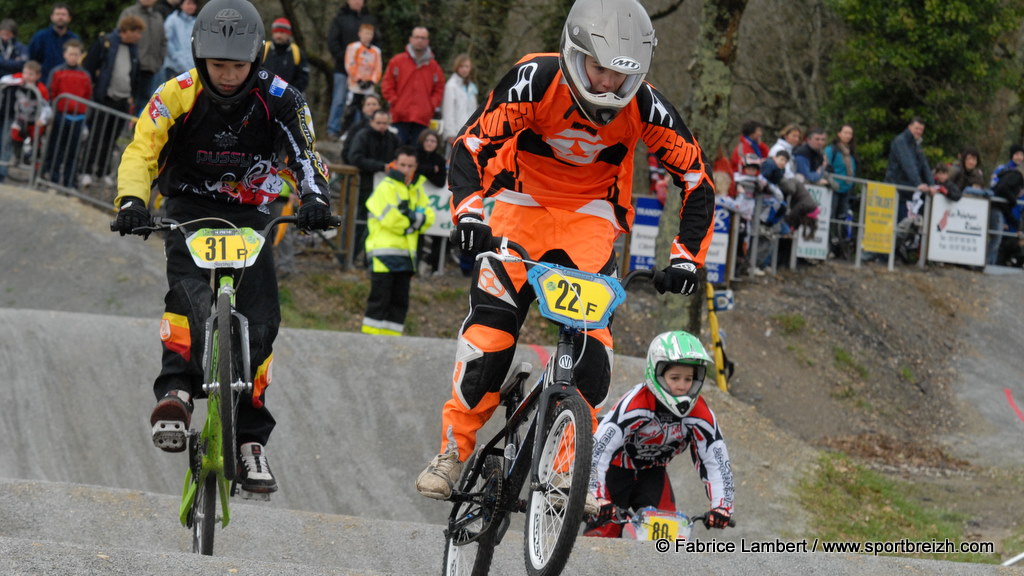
top-left (523, 393), bottom-right (592, 576)
top-left (216, 291), bottom-right (237, 480)
top-left (191, 473), bottom-right (217, 555)
top-left (443, 452), bottom-right (501, 576)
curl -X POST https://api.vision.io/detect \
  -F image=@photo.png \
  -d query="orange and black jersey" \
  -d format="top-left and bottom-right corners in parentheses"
top-left (448, 53), bottom-right (715, 265)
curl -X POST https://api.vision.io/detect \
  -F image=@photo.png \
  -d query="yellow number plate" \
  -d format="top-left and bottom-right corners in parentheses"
top-left (643, 516), bottom-right (681, 541)
top-left (527, 265), bottom-right (625, 330)
top-left (186, 228), bottom-right (265, 269)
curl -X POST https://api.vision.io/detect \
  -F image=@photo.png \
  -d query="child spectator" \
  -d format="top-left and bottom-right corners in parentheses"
top-left (0, 60), bottom-right (50, 182)
top-left (361, 146), bottom-right (435, 335)
top-left (990, 145), bottom-right (1023, 188)
top-left (585, 331), bottom-right (735, 538)
top-left (42, 38), bottom-right (91, 187)
top-left (342, 22), bottom-right (381, 135)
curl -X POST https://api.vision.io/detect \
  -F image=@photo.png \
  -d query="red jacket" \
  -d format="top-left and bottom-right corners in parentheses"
top-left (380, 47), bottom-right (444, 126)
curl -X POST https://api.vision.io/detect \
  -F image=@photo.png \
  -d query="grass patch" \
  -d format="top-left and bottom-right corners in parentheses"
top-left (800, 453), bottom-right (998, 563)
top-left (898, 365), bottom-right (916, 383)
top-left (773, 313), bottom-right (806, 335)
top-left (833, 346), bottom-right (869, 379)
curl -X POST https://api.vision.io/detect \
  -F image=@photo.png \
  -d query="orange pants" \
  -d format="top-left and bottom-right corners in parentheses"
top-left (439, 204), bottom-right (620, 459)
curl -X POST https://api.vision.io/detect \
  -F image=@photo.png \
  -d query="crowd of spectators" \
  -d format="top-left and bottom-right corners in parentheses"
top-left (716, 114), bottom-right (1024, 273)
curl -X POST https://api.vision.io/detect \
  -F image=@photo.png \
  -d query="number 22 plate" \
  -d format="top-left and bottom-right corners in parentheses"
top-left (526, 264), bottom-right (626, 330)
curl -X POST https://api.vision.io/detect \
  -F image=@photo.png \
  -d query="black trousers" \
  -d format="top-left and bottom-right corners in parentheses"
top-left (155, 196), bottom-right (279, 445)
top-left (364, 270), bottom-right (413, 332)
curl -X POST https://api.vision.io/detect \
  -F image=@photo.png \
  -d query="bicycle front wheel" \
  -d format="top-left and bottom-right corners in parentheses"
top-left (191, 473), bottom-right (217, 555)
top-left (523, 393), bottom-right (592, 576)
top-left (216, 291), bottom-right (237, 480)
top-left (443, 452), bottom-right (501, 576)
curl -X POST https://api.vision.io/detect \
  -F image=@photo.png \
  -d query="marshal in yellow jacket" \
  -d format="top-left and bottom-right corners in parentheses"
top-left (365, 168), bottom-right (436, 273)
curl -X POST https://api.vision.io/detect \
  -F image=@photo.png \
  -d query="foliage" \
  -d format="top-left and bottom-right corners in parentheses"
top-left (800, 452), bottom-right (999, 563)
top-left (824, 0), bottom-right (1024, 178)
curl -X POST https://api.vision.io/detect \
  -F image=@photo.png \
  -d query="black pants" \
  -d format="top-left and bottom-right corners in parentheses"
top-left (155, 196), bottom-right (279, 445)
top-left (364, 270), bottom-right (413, 333)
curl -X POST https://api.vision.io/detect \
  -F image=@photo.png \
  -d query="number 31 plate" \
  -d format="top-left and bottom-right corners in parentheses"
top-left (185, 228), bottom-right (265, 269)
top-left (526, 264), bottom-right (626, 330)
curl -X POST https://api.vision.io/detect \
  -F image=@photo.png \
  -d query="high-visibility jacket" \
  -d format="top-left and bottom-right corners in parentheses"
top-left (365, 170), bottom-right (436, 272)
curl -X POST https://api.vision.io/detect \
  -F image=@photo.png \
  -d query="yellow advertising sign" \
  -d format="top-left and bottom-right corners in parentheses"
top-left (862, 183), bottom-right (897, 254)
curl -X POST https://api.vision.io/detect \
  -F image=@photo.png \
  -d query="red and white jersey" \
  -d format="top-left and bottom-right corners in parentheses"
top-left (590, 383), bottom-right (735, 512)
top-left (448, 53), bottom-right (716, 265)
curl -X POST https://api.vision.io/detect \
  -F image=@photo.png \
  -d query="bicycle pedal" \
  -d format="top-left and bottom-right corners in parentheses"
top-left (238, 489), bottom-right (271, 502)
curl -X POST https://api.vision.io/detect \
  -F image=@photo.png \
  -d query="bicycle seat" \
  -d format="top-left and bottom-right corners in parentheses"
top-left (499, 361), bottom-right (533, 402)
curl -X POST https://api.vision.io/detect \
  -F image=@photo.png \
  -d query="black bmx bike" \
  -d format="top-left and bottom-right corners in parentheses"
top-left (442, 238), bottom-right (658, 576)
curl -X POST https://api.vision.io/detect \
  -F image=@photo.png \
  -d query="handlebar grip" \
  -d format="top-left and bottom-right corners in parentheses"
top-left (328, 215), bottom-right (343, 228)
top-left (652, 269), bottom-right (666, 290)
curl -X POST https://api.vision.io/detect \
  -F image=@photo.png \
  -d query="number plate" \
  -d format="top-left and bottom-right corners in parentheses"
top-left (628, 507), bottom-right (692, 541)
top-left (185, 228), bottom-right (265, 269)
top-left (526, 264), bottom-right (626, 330)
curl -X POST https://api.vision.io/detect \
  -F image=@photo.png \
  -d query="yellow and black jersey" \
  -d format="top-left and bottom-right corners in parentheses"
top-left (448, 53), bottom-right (716, 265)
top-left (116, 68), bottom-right (330, 209)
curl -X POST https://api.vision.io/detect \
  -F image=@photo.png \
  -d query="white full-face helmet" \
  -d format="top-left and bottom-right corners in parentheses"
top-left (558, 0), bottom-right (656, 125)
top-left (644, 331), bottom-right (714, 418)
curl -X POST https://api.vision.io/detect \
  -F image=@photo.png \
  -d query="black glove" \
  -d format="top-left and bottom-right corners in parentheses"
top-left (357, 80), bottom-right (374, 90)
top-left (397, 200), bottom-right (412, 218)
top-left (454, 215), bottom-right (492, 254)
top-left (704, 507), bottom-right (732, 529)
top-left (113, 197), bottom-right (151, 237)
top-left (656, 258), bottom-right (700, 295)
top-left (296, 195), bottom-right (332, 231)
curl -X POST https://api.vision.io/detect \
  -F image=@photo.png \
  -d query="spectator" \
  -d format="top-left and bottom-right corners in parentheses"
top-left (28, 4), bottom-right (79, 80)
top-left (80, 14), bottom-right (143, 188)
top-left (950, 147), bottom-right (998, 265)
top-left (158, 0), bottom-right (196, 83)
top-left (824, 124), bottom-right (858, 240)
top-left (42, 38), bottom-right (91, 187)
top-left (584, 331), bottom-right (734, 538)
top-left (768, 123), bottom-right (803, 180)
top-left (990, 145), bottom-right (1024, 188)
top-left (895, 164), bottom-right (962, 264)
top-left (347, 108), bottom-right (399, 262)
top-left (885, 117), bottom-right (935, 222)
top-left (793, 128), bottom-right (830, 186)
top-left (415, 128), bottom-right (447, 275)
top-left (0, 60), bottom-right (50, 183)
top-left (326, 0), bottom-right (379, 140)
top-left (154, 0), bottom-right (181, 20)
top-left (361, 145), bottom-right (435, 335)
top-left (729, 120), bottom-right (769, 175)
top-left (0, 19), bottom-right (28, 77)
top-left (380, 26), bottom-right (444, 146)
top-left (950, 147), bottom-right (987, 196)
top-left (340, 92), bottom-right (381, 160)
top-left (648, 150), bottom-right (668, 204)
top-left (992, 163), bottom-right (1024, 265)
top-left (341, 22), bottom-right (381, 133)
top-left (120, 0), bottom-right (166, 110)
top-left (440, 53), bottom-right (477, 153)
top-left (261, 18), bottom-right (309, 92)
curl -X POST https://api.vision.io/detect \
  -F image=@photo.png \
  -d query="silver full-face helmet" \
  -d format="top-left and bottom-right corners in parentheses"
top-left (558, 0), bottom-right (656, 125)
top-left (192, 0), bottom-right (265, 108)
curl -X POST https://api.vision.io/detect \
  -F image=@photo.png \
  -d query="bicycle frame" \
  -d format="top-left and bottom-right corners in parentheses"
top-left (444, 240), bottom-right (656, 575)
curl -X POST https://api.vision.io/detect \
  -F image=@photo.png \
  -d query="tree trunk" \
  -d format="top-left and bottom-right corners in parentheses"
top-left (656, 0), bottom-right (747, 335)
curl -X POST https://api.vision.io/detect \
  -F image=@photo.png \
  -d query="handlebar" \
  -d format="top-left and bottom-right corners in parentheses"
top-left (110, 213), bottom-right (343, 238)
top-left (601, 505), bottom-right (736, 529)
top-left (462, 234), bottom-right (666, 292)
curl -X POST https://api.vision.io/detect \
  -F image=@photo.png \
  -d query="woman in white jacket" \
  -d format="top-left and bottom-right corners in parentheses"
top-left (440, 53), bottom-right (477, 156)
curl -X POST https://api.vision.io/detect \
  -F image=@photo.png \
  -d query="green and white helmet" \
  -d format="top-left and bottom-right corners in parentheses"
top-left (644, 331), bottom-right (714, 418)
